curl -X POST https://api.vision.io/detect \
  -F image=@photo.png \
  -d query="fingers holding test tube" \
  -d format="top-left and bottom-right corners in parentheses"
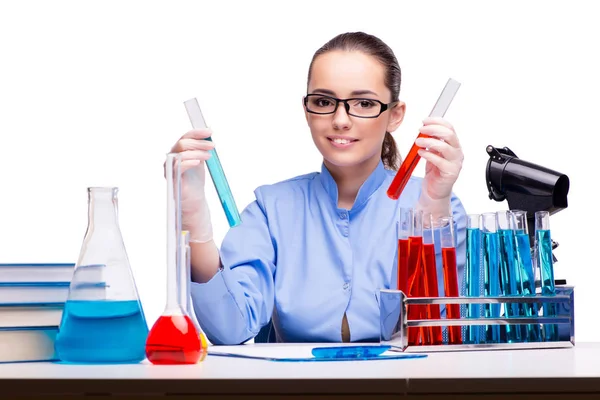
top-left (414, 117), bottom-right (464, 202)
top-left (170, 129), bottom-right (216, 173)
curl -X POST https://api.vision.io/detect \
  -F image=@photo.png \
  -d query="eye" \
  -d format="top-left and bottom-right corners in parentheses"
top-left (312, 97), bottom-right (333, 108)
top-left (352, 99), bottom-right (377, 108)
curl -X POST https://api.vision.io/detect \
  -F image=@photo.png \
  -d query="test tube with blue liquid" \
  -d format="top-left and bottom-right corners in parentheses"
top-left (496, 211), bottom-right (522, 343)
top-left (535, 211), bottom-right (559, 341)
top-left (512, 210), bottom-right (541, 342)
top-left (481, 213), bottom-right (501, 343)
top-left (465, 214), bottom-right (482, 344)
top-left (184, 98), bottom-right (241, 228)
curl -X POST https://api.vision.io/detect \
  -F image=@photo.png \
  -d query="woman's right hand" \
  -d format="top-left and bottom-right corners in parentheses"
top-left (169, 129), bottom-right (216, 243)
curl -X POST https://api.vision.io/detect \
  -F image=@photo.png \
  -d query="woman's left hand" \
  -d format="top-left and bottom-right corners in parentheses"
top-left (414, 117), bottom-right (464, 202)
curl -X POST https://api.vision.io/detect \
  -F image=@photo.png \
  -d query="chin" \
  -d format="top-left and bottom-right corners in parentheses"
top-left (314, 137), bottom-right (379, 168)
top-left (320, 149), bottom-right (374, 169)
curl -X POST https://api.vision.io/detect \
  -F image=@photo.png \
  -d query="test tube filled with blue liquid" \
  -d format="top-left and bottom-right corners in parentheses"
top-left (512, 210), bottom-right (541, 342)
top-left (465, 214), bottom-right (482, 344)
top-left (184, 98), bottom-right (241, 228)
top-left (496, 211), bottom-right (522, 343)
top-left (535, 211), bottom-right (559, 341)
top-left (480, 213), bottom-right (501, 343)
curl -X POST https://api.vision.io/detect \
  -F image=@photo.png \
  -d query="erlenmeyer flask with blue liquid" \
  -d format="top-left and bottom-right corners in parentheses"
top-left (55, 187), bottom-right (149, 363)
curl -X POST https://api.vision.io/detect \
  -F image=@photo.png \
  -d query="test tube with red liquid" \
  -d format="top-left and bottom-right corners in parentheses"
top-left (387, 78), bottom-right (461, 200)
top-left (439, 215), bottom-right (462, 344)
top-left (407, 210), bottom-right (426, 345)
top-left (397, 207), bottom-right (413, 295)
top-left (145, 153), bottom-right (202, 365)
top-left (422, 212), bottom-right (443, 345)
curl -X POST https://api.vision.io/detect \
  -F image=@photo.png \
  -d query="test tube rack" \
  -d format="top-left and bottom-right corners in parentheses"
top-left (378, 286), bottom-right (574, 352)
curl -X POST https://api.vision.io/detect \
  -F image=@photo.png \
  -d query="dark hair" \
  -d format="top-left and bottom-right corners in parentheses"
top-left (307, 32), bottom-right (402, 170)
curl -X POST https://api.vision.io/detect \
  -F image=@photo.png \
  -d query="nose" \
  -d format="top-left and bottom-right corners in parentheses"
top-left (332, 102), bottom-right (352, 130)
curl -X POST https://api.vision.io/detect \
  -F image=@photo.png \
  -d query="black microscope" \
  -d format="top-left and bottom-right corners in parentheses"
top-left (485, 145), bottom-right (570, 284)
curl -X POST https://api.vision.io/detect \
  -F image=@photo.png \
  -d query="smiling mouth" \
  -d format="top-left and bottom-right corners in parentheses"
top-left (328, 137), bottom-right (358, 145)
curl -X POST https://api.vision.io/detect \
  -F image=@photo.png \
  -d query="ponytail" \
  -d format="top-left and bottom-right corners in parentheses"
top-left (381, 132), bottom-right (400, 170)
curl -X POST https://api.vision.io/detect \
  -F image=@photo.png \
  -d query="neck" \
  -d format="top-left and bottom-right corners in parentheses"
top-left (325, 156), bottom-right (381, 210)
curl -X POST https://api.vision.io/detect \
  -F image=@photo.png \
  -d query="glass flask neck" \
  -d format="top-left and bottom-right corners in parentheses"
top-left (87, 187), bottom-right (120, 231)
top-left (165, 153), bottom-right (185, 315)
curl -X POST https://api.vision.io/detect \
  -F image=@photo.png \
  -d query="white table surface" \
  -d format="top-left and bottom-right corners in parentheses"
top-left (1, 342), bottom-right (599, 397)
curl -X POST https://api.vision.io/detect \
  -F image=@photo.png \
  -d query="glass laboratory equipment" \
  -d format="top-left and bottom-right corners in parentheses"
top-left (181, 230), bottom-right (208, 361)
top-left (146, 153), bottom-right (202, 364)
top-left (184, 98), bottom-right (241, 228)
top-left (480, 212), bottom-right (501, 344)
top-left (422, 212), bottom-right (442, 345)
top-left (387, 78), bottom-right (461, 200)
top-left (512, 210), bottom-right (541, 342)
top-left (397, 207), bottom-right (413, 295)
top-left (439, 215), bottom-right (462, 345)
top-left (535, 211), bottom-right (559, 342)
top-left (496, 210), bottom-right (522, 343)
top-left (407, 210), bottom-right (425, 345)
top-left (465, 214), bottom-right (482, 344)
top-left (55, 187), bottom-right (149, 364)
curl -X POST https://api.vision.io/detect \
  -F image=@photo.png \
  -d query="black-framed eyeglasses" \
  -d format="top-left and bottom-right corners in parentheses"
top-left (303, 94), bottom-right (398, 119)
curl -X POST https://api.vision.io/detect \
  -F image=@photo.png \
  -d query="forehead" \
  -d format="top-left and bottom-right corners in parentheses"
top-left (308, 50), bottom-right (388, 97)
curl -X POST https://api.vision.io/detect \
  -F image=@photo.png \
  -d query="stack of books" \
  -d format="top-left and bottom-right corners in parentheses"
top-left (0, 263), bottom-right (74, 363)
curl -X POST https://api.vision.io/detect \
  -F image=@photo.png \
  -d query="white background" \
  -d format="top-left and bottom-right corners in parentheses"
top-left (1, 1), bottom-right (597, 340)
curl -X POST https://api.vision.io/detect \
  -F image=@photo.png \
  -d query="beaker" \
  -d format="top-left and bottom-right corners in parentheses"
top-left (55, 187), bottom-right (149, 364)
top-left (481, 213), bottom-right (501, 343)
top-left (146, 153), bottom-right (202, 364)
top-left (496, 211), bottom-right (522, 343)
top-left (422, 212), bottom-right (442, 345)
top-left (439, 215), bottom-right (462, 345)
top-left (396, 207), bottom-right (413, 295)
top-left (465, 214), bottom-right (482, 344)
top-left (512, 210), bottom-right (541, 342)
top-left (534, 211), bottom-right (559, 341)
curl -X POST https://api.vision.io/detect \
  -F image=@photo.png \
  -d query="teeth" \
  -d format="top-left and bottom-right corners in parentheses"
top-left (333, 138), bottom-right (351, 144)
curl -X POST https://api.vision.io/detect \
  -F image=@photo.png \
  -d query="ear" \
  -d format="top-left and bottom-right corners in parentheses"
top-left (386, 101), bottom-right (406, 133)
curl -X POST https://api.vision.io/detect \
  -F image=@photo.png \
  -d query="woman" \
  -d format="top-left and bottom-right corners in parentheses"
top-left (170, 32), bottom-right (467, 345)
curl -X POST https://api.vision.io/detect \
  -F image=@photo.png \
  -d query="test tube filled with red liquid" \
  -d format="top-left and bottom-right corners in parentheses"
top-left (439, 215), bottom-right (462, 345)
top-left (422, 213), bottom-right (443, 345)
top-left (407, 210), bottom-right (426, 345)
top-left (145, 153), bottom-right (202, 365)
top-left (387, 78), bottom-right (461, 201)
top-left (397, 207), bottom-right (413, 295)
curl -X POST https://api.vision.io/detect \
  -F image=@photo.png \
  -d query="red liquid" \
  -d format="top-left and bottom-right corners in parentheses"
top-left (397, 239), bottom-right (410, 294)
top-left (442, 247), bottom-right (462, 345)
top-left (422, 243), bottom-right (443, 345)
top-left (407, 236), bottom-right (424, 345)
top-left (146, 315), bottom-right (202, 364)
top-left (387, 134), bottom-right (428, 200)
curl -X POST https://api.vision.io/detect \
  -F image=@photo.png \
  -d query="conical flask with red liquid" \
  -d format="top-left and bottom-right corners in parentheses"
top-left (55, 187), bottom-right (149, 364)
top-left (145, 153), bottom-right (202, 365)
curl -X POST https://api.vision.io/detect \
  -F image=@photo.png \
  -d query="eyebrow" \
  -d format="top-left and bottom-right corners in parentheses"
top-left (312, 88), bottom-right (379, 97)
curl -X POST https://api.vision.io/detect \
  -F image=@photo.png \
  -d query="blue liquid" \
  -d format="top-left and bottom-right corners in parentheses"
top-left (206, 146), bottom-right (241, 227)
top-left (536, 229), bottom-right (559, 341)
top-left (515, 232), bottom-right (542, 342)
top-left (482, 232), bottom-right (501, 343)
top-left (55, 300), bottom-right (149, 363)
top-left (465, 228), bottom-right (482, 344)
top-left (498, 229), bottom-right (522, 343)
